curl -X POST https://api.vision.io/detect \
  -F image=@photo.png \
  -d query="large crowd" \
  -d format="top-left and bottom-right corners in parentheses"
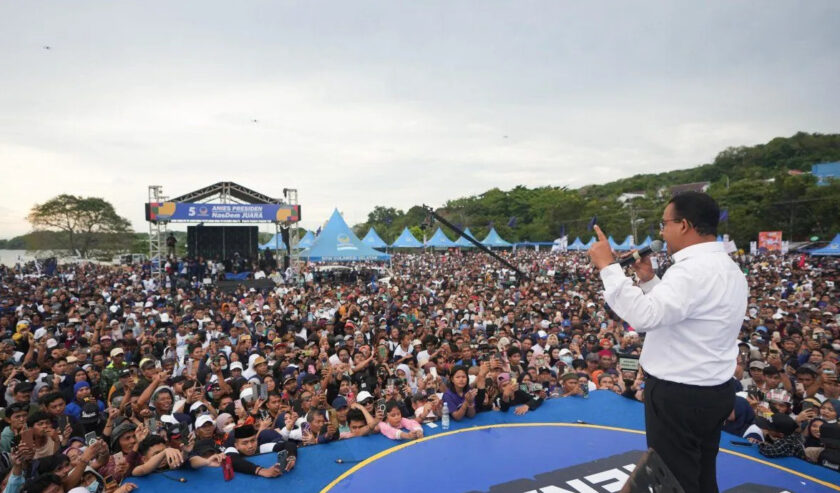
top-left (0, 246), bottom-right (838, 493)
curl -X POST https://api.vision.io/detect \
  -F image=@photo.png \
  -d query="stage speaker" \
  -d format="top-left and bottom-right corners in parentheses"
top-left (620, 448), bottom-right (684, 493)
top-left (187, 226), bottom-right (258, 260)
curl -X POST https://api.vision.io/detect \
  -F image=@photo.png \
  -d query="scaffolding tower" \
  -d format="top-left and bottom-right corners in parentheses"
top-left (147, 185), bottom-right (167, 283)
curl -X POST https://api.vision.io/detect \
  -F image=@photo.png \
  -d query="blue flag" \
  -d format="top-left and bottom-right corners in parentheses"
top-left (384, 216), bottom-right (393, 226)
top-left (719, 209), bottom-right (729, 222)
top-left (507, 216), bottom-right (517, 228)
top-left (588, 215), bottom-right (597, 231)
top-left (316, 226), bottom-right (322, 235)
top-left (559, 224), bottom-right (566, 237)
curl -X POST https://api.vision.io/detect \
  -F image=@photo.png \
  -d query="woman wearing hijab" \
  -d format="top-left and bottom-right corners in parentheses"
top-left (723, 396), bottom-right (755, 437)
top-left (395, 364), bottom-right (417, 393)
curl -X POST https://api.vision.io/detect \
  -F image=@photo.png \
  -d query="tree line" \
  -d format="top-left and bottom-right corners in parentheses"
top-left (354, 132), bottom-right (840, 247)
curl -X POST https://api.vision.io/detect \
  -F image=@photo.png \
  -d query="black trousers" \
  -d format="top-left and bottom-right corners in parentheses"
top-left (643, 374), bottom-right (735, 493)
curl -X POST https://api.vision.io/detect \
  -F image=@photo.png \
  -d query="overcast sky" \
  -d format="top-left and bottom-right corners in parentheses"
top-left (1, 1), bottom-right (838, 238)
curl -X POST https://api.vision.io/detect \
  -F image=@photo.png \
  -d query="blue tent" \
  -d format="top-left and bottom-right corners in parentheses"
top-left (567, 237), bottom-right (585, 251)
top-left (297, 230), bottom-right (315, 249)
top-left (391, 227), bottom-right (423, 248)
top-left (425, 228), bottom-right (456, 248)
top-left (615, 235), bottom-right (635, 251)
top-left (362, 227), bottom-right (388, 249)
top-left (259, 233), bottom-right (287, 251)
top-left (607, 236), bottom-right (619, 249)
top-left (810, 234), bottom-right (840, 256)
top-left (455, 228), bottom-right (479, 248)
top-left (584, 237), bottom-right (596, 248)
top-left (482, 227), bottom-right (512, 248)
top-left (299, 209), bottom-right (390, 262)
top-left (637, 236), bottom-right (652, 249)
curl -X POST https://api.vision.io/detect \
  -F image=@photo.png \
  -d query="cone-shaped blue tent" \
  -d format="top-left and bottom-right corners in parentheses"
top-left (362, 227), bottom-right (388, 249)
top-left (391, 227), bottom-right (423, 248)
top-left (615, 235), bottom-right (635, 251)
top-left (259, 234), bottom-right (287, 251)
top-left (567, 237), bottom-right (585, 251)
top-left (810, 234), bottom-right (840, 256)
top-left (299, 209), bottom-right (390, 262)
top-left (584, 237), bottom-right (596, 248)
top-left (482, 227), bottom-right (512, 248)
top-left (608, 236), bottom-right (619, 249)
top-left (637, 236), bottom-right (652, 249)
top-left (425, 228), bottom-right (456, 248)
top-left (297, 230), bottom-right (315, 249)
top-left (455, 228), bottom-right (479, 248)
top-left (716, 234), bottom-right (723, 242)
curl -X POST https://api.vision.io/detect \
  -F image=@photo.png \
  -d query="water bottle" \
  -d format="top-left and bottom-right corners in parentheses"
top-left (442, 402), bottom-right (450, 430)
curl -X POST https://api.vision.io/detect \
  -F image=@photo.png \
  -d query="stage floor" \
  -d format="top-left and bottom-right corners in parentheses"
top-left (131, 391), bottom-right (839, 493)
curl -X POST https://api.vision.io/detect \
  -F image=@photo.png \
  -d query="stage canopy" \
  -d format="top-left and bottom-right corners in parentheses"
top-left (584, 236), bottom-right (596, 248)
top-left (637, 235), bottom-right (653, 249)
top-left (425, 228), bottom-right (456, 248)
top-left (810, 234), bottom-right (840, 256)
top-left (297, 230), bottom-right (315, 249)
top-left (615, 235), bottom-right (635, 251)
top-left (454, 227), bottom-right (479, 248)
top-left (391, 227), bottom-right (423, 248)
top-left (259, 233), bottom-right (287, 251)
top-left (482, 227), bottom-right (512, 248)
top-left (567, 237), bottom-right (585, 251)
top-left (362, 227), bottom-right (388, 249)
top-left (299, 209), bottom-right (390, 262)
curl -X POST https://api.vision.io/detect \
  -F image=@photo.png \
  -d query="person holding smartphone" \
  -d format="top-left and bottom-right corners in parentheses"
top-left (441, 366), bottom-right (479, 422)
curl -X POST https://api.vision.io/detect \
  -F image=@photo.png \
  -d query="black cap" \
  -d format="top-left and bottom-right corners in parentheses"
top-left (79, 402), bottom-right (101, 424)
top-left (796, 363), bottom-right (819, 375)
top-left (755, 413), bottom-right (797, 435)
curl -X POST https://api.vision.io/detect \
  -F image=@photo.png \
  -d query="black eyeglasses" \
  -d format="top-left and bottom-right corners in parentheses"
top-left (659, 218), bottom-right (683, 230)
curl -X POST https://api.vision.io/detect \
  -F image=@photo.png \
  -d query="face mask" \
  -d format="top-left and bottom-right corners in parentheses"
top-left (86, 480), bottom-right (100, 493)
top-left (561, 356), bottom-right (573, 366)
top-left (220, 364), bottom-right (228, 370)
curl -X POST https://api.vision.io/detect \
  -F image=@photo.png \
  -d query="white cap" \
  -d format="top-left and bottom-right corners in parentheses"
top-left (160, 414), bottom-right (179, 426)
top-left (33, 328), bottom-right (48, 340)
top-left (196, 414), bottom-right (215, 428)
top-left (356, 391), bottom-right (373, 403)
top-left (239, 386), bottom-right (255, 401)
top-left (46, 338), bottom-right (58, 349)
top-left (230, 361), bottom-right (244, 371)
top-left (110, 348), bottom-right (124, 358)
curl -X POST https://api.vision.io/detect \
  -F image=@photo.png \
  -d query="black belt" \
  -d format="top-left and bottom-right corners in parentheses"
top-left (644, 371), bottom-right (733, 391)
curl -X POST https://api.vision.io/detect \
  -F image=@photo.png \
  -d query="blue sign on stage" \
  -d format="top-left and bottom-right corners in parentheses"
top-left (147, 202), bottom-right (300, 222)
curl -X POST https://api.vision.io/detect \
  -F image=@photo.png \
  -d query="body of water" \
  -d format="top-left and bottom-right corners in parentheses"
top-left (0, 249), bottom-right (38, 267)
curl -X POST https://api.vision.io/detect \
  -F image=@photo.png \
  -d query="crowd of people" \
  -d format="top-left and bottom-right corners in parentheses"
top-left (0, 246), bottom-right (837, 493)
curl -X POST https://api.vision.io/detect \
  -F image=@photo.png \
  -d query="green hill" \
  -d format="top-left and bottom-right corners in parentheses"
top-left (355, 132), bottom-right (840, 246)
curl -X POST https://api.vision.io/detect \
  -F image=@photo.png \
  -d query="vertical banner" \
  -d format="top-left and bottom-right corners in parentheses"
top-left (750, 241), bottom-right (757, 255)
top-left (758, 231), bottom-right (783, 252)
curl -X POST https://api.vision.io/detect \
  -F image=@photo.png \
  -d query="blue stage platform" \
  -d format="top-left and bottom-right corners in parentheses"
top-left (130, 391), bottom-right (839, 493)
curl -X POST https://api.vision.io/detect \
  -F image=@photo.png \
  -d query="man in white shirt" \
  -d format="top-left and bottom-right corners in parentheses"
top-left (590, 192), bottom-right (747, 493)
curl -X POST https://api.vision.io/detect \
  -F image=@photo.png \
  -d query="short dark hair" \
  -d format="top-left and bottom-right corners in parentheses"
top-left (39, 392), bottom-right (65, 407)
top-left (138, 435), bottom-right (166, 456)
top-left (347, 409), bottom-right (366, 425)
top-left (22, 474), bottom-right (61, 493)
top-left (27, 411), bottom-right (54, 428)
top-left (668, 191), bottom-right (719, 236)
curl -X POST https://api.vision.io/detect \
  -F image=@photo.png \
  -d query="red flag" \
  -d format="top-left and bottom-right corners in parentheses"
top-left (798, 254), bottom-right (806, 269)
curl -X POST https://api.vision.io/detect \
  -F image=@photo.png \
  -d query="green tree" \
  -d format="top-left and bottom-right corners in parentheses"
top-left (27, 195), bottom-right (133, 258)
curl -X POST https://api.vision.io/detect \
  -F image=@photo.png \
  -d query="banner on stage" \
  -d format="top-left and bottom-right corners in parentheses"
top-left (147, 202), bottom-right (300, 223)
top-left (758, 231), bottom-right (782, 252)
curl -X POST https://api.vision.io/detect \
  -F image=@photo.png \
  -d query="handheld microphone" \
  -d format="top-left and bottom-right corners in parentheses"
top-left (616, 240), bottom-right (663, 268)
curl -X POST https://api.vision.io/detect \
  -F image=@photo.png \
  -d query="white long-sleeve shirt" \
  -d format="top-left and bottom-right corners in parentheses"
top-left (599, 241), bottom-right (748, 386)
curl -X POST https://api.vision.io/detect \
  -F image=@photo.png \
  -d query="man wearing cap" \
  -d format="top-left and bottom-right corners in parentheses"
top-left (224, 424), bottom-right (296, 477)
top-left (753, 413), bottom-right (805, 459)
top-left (100, 347), bottom-right (127, 397)
top-left (590, 192), bottom-right (747, 493)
